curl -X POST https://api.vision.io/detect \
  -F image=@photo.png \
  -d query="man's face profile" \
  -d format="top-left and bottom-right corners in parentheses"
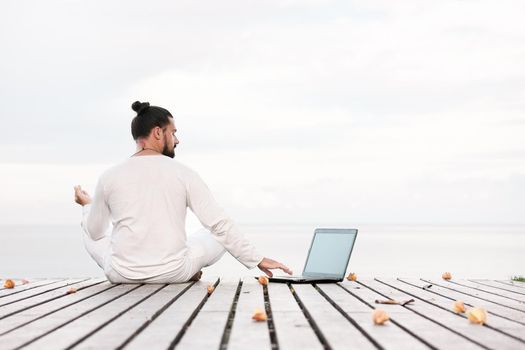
top-left (162, 118), bottom-right (178, 158)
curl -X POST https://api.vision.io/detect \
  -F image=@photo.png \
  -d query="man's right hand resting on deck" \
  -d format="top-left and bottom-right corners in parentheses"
top-left (258, 258), bottom-right (292, 277)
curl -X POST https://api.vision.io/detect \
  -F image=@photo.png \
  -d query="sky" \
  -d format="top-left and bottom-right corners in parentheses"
top-left (1, 0), bottom-right (524, 226)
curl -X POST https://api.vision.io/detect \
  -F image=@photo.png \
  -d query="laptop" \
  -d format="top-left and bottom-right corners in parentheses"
top-left (267, 228), bottom-right (358, 284)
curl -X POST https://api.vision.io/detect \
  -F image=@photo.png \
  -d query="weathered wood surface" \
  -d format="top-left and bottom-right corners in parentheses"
top-left (292, 283), bottom-right (376, 350)
top-left (496, 280), bottom-right (525, 290)
top-left (469, 280), bottom-right (525, 296)
top-left (0, 277), bottom-right (524, 349)
top-left (444, 280), bottom-right (525, 303)
top-left (268, 282), bottom-right (321, 349)
top-left (228, 278), bottom-right (270, 350)
top-left (420, 278), bottom-right (525, 312)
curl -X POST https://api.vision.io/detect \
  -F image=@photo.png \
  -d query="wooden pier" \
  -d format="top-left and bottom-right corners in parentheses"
top-left (0, 277), bottom-right (524, 349)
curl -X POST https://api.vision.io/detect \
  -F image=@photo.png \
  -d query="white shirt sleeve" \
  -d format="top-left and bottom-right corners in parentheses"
top-left (81, 177), bottom-right (110, 241)
top-left (185, 170), bottom-right (264, 269)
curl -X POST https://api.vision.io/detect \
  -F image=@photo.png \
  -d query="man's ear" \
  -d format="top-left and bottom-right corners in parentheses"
top-left (154, 126), bottom-right (162, 140)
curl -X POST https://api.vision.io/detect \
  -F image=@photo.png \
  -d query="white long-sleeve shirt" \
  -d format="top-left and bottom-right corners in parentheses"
top-left (81, 155), bottom-right (263, 279)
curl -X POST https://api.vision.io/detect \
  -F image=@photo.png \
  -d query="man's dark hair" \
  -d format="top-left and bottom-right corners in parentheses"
top-left (131, 101), bottom-right (173, 140)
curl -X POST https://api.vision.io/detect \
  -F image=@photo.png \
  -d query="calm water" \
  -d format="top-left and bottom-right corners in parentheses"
top-left (0, 224), bottom-right (523, 279)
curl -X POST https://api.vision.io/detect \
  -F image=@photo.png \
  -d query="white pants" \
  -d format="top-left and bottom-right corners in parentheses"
top-left (82, 228), bottom-right (226, 283)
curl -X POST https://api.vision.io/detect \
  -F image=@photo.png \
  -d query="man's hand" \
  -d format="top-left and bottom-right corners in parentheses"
top-left (74, 185), bottom-right (92, 206)
top-left (257, 257), bottom-right (293, 277)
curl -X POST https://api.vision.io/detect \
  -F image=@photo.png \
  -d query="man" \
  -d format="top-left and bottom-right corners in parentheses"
top-left (74, 101), bottom-right (292, 283)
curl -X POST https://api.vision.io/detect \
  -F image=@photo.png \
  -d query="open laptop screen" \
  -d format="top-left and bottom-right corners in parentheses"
top-left (303, 228), bottom-right (358, 278)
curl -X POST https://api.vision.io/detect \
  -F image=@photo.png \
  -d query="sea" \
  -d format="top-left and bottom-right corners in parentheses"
top-left (0, 224), bottom-right (523, 280)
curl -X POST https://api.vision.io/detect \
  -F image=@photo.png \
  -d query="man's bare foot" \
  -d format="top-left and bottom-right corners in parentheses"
top-left (189, 270), bottom-right (202, 281)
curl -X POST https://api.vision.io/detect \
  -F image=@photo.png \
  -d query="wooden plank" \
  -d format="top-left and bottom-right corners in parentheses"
top-left (228, 278), bottom-right (271, 350)
top-left (0, 278), bottom-right (105, 319)
top-left (292, 283), bottom-right (377, 349)
top-left (268, 282), bottom-right (322, 350)
top-left (177, 278), bottom-right (239, 350)
top-left (375, 278), bottom-right (525, 350)
top-left (0, 279), bottom-right (65, 297)
top-left (125, 280), bottom-right (217, 350)
top-left (360, 279), bottom-right (496, 349)
top-left (323, 281), bottom-right (440, 350)
top-left (0, 278), bottom-right (89, 308)
top-left (494, 280), bottom-right (525, 290)
top-left (75, 282), bottom-right (193, 350)
top-left (496, 280), bottom-right (525, 289)
top-left (339, 280), bottom-right (444, 349)
top-left (398, 279), bottom-right (525, 325)
top-left (24, 284), bottom-right (166, 349)
top-left (469, 280), bottom-right (525, 296)
top-left (422, 278), bottom-right (525, 312)
top-left (398, 278), bottom-right (525, 340)
top-left (0, 284), bottom-right (137, 349)
top-left (0, 281), bottom-right (115, 335)
top-left (451, 280), bottom-right (525, 302)
top-left (342, 279), bottom-right (484, 350)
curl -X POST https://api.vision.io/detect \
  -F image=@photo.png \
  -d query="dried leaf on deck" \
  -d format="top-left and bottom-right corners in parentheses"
top-left (207, 285), bottom-right (215, 294)
top-left (258, 276), bottom-right (269, 286)
top-left (252, 308), bottom-right (267, 322)
top-left (442, 272), bottom-right (452, 280)
top-left (466, 307), bottom-right (487, 325)
top-left (21, 279), bottom-right (30, 285)
top-left (66, 288), bottom-right (77, 294)
top-left (3, 279), bottom-right (15, 289)
top-left (346, 272), bottom-right (357, 281)
top-left (453, 300), bottom-right (466, 313)
top-left (372, 309), bottom-right (390, 325)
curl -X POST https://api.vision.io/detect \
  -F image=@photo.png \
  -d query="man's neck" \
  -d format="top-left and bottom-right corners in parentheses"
top-left (133, 145), bottom-right (161, 157)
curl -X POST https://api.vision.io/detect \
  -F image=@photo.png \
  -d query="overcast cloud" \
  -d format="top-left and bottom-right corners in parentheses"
top-left (1, 0), bottom-right (524, 225)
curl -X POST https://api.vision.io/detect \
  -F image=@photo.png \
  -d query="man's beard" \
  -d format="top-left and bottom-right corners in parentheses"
top-left (162, 143), bottom-right (175, 158)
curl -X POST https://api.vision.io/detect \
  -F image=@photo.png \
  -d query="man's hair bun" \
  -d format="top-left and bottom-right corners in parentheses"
top-left (131, 101), bottom-right (150, 115)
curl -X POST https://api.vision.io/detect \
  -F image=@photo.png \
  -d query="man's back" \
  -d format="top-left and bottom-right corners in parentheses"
top-left (98, 156), bottom-right (192, 278)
